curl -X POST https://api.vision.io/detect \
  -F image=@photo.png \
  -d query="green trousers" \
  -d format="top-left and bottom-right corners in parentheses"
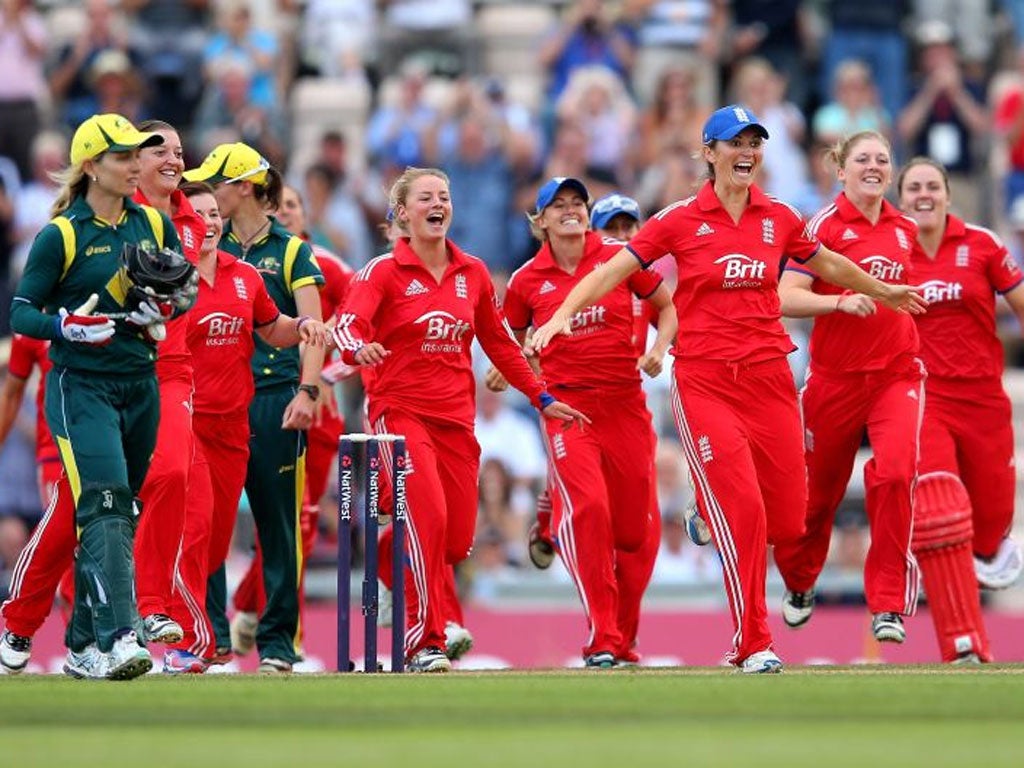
top-left (45, 368), bottom-right (159, 652)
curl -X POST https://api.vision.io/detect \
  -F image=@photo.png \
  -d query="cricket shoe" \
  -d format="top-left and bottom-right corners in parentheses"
top-left (781, 589), bottom-right (815, 628)
top-left (527, 521), bottom-right (555, 569)
top-left (107, 631), bottom-right (153, 680)
top-left (584, 651), bottom-right (617, 669)
top-left (739, 650), bottom-right (783, 674)
top-left (230, 611), bottom-right (259, 655)
top-left (975, 536), bottom-right (1023, 590)
top-left (683, 499), bottom-right (712, 546)
top-left (407, 646), bottom-right (451, 673)
top-left (257, 657), bottom-right (293, 674)
top-left (143, 613), bottom-right (183, 644)
top-left (444, 621), bottom-right (473, 661)
top-left (0, 630), bottom-right (32, 674)
top-left (871, 613), bottom-right (906, 643)
top-left (952, 652), bottom-right (981, 665)
top-left (163, 649), bottom-right (208, 675)
top-left (64, 643), bottom-right (110, 679)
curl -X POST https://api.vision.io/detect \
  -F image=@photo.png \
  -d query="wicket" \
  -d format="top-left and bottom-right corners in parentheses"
top-left (337, 433), bottom-right (407, 673)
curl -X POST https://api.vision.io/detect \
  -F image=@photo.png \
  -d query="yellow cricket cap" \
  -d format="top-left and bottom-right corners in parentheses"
top-left (183, 142), bottom-right (270, 185)
top-left (70, 114), bottom-right (162, 165)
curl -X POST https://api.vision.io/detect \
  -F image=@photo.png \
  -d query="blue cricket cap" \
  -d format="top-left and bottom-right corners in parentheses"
top-left (590, 193), bottom-right (641, 230)
top-left (535, 177), bottom-right (590, 212)
top-left (701, 104), bottom-right (770, 145)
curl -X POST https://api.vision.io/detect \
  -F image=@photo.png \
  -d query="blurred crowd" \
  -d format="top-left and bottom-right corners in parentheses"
top-left (5, 0), bottom-right (1024, 603)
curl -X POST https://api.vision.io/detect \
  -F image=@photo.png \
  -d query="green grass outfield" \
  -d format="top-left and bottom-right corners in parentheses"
top-left (2, 665), bottom-right (1023, 767)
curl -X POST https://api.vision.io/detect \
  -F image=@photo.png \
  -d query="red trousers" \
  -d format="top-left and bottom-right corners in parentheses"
top-left (370, 409), bottom-right (479, 657)
top-left (134, 378), bottom-right (196, 618)
top-left (918, 375), bottom-right (1015, 559)
top-left (673, 358), bottom-right (807, 665)
top-left (545, 387), bottom-right (654, 659)
top-left (170, 411), bottom-right (250, 657)
top-left (775, 359), bottom-right (923, 616)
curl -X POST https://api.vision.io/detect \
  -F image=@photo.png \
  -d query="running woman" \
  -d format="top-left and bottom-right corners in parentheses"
top-left (899, 157), bottom-right (1024, 661)
top-left (184, 143), bottom-right (325, 673)
top-left (775, 131), bottom-right (926, 646)
top-left (503, 180), bottom-right (676, 668)
top-left (531, 106), bottom-right (926, 673)
top-left (10, 113), bottom-right (187, 680)
top-left (331, 167), bottom-right (586, 672)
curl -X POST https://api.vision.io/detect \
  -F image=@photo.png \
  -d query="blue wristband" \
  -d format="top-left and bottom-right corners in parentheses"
top-left (538, 392), bottom-right (556, 409)
top-left (53, 314), bottom-right (63, 340)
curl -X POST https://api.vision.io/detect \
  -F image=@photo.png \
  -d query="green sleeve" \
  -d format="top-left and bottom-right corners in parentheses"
top-left (289, 240), bottom-right (325, 292)
top-left (10, 224), bottom-right (64, 340)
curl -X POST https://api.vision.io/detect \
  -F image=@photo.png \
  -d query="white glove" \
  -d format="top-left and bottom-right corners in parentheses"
top-left (55, 293), bottom-right (116, 346)
top-left (126, 297), bottom-right (169, 342)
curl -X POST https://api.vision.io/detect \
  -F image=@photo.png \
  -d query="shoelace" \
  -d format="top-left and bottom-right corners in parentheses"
top-left (790, 592), bottom-right (813, 608)
top-left (5, 633), bottom-right (31, 652)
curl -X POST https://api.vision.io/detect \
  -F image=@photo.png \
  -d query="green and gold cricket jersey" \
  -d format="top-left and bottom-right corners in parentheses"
top-left (220, 217), bottom-right (323, 390)
top-left (10, 195), bottom-right (181, 376)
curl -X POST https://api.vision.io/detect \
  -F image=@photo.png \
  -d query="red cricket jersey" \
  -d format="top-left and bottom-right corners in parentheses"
top-left (628, 181), bottom-right (819, 364)
top-left (186, 251), bottom-right (281, 416)
top-left (334, 237), bottom-right (544, 426)
top-left (995, 88), bottom-right (1024, 172)
top-left (788, 193), bottom-right (921, 373)
top-left (909, 215), bottom-right (1023, 379)
top-left (132, 188), bottom-right (206, 384)
top-left (504, 231), bottom-right (661, 389)
top-left (6, 334), bottom-right (56, 462)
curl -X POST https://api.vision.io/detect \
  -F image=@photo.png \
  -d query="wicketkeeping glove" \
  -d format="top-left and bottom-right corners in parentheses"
top-left (54, 293), bottom-right (116, 346)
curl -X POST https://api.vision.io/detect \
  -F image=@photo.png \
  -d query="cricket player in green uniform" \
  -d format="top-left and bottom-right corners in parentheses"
top-left (9, 114), bottom-right (189, 680)
top-left (184, 143), bottom-right (324, 673)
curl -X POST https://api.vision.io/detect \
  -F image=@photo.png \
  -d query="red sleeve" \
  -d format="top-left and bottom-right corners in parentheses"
top-left (627, 266), bottom-right (662, 299)
top-left (627, 212), bottom-right (677, 269)
top-left (502, 269), bottom-right (532, 330)
top-left (780, 204), bottom-right (820, 264)
top-left (253, 277), bottom-right (281, 327)
top-left (332, 261), bottom-right (385, 365)
top-left (7, 335), bottom-right (38, 380)
top-left (988, 238), bottom-right (1024, 294)
top-left (473, 264), bottom-right (545, 406)
top-left (995, 90), bottom-right (1022, 132)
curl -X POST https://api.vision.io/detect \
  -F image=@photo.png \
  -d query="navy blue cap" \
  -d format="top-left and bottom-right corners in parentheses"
top-left (535, 177), bottom-right (590, 212)
top-left (590, 193), bottom-right (641, 230)
top-left (701, 104), bottom-right (770, 145)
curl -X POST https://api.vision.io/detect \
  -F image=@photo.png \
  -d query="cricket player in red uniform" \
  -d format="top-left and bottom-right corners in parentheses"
top-left (332, 167), bottom-right (585, 672)
top-left (532, 106), bottom-right (926, 673)
top-left (230, 184), bottom-right (354, 657)
top-left (504, 181), bottom-right (675, 667)
top-left (899, 157), bottom-right (1024, 662)
top-left (130, 120), bottom-right (206, 648)
top-left (162, 183), bottom-right (328, 673)
top-left (0, 334), bottom-right (65, 673)
top-left (775, 131), bottom-right (926, 645)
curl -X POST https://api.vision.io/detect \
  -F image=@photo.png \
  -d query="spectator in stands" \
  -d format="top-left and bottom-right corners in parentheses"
top-left (476, 458), bottom-right (530, 568)
top-left (193, 58), bottom-right (287, 168)
top-left (820, 0), bottom-right (909, 122)
top-left (295, 0), bottom-right (376, 79)
top-left (636, 64), bottom-right (710, 168)
top-left (992, 48), bottom-right (1024, 218)
top-left (366, 61), bottom-right (437, 174)
top-left (790, 140), bottom-right (841, 218)
top-left (730, 57), bottom-right (809, 206)
top-left (896, 20), bottom-right (988, 221)
top-left (0, 0), bottom-right (47, 181)
top-left (634, 131), bottom-right (702, 216)
top-left (556, 66), bottom-right (638, 185)
top-left (10, 132), bottom-right (65, 281)
top-left (377, 0), bottom-right (474, 78)
top-left (812, 59), bottom-right (890, 146)
top-left (475, 384), bottom-right (547, 495)
top-left (300, 162), bottom-right (373, 269)
top-left (728, 0), bottom-right (809, 111)
top-left (203, 2), bottom-right (279, 113)
top-left (85, 50), bottom-right (147, 126)
top-left (539, 0), bottom-right (635, 105)
top-left (913, 0), bottom-right (995, 81)
top-left (48, 0), bottom-right (140, 130)
top-left (631, 0), bottom-right (727, 108)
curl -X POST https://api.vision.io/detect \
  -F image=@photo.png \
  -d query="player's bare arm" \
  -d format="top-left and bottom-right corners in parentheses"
top-left (282, 284), bottom-right (324, 431)
top-left (804, 246), bottom-right (928, 315)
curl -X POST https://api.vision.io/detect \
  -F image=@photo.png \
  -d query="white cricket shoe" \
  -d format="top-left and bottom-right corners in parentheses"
top-left (407, 646), bottom-right (451, 673)
top-left (230, 611), bottom-right (259, 655)
top-left (64, 644), bottom-right (110, 679)
top-left (739, 650), bottom-right (783, 674)
top-left (0, 630), bottom-right (32, 674)
top-left (871, 613), bottom-right (906, 644)
top-left (444, 621), bottom-right (473, 661)
top-left (107, 631), bottom-right (153, 680)
top-left (143, 613), bottom-right (183, 644)
top-left (781, 589), bottom-right (815, 628)
top-left (975, 536), bottom-right (1023, 590)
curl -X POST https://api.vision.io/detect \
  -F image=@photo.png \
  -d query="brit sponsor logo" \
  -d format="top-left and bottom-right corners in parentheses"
top-left (761, 218), bottom-right (775, 245)
top-left (569, 304), bottom-right (606, 335)
top-left (714, 253), bottom-right (767, 288)
top-left (414, 310), bottom-right (471, 353)
top-left (918, 279), bottom-right (963, 303)
top-left (695, 222), bottom-right (715, 237)
top-left (405, 279), bottom-right (428, 296)
top-left (233, 276), bottom-right (248, 300)
top-left (860, 255), bottom-right (904, 282)
top-left (198, 311), bottom-right (245, 346)
top-left (539, 280), bottom-right (557, 295)
top-left (455, 274), bottom-right (468, 299)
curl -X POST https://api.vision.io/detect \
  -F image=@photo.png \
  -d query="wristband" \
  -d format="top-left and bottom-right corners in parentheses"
top-left (538, 392), bottom-right (556, 409)
top-left (835, 295), bottom-right (844, 312)
top-left (297, 383), bottom-right (320, 401)
top-left (296, 315), bottom-right (312, 332)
